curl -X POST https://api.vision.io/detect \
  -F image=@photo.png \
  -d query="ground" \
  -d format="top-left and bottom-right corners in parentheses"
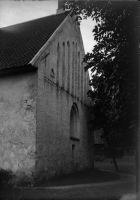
top-left (1, 157), bottom-right (138, 200)
top-left (34, 168), bottom-right (120, 187)
top-left (95, 156), bottom-right (136, 175)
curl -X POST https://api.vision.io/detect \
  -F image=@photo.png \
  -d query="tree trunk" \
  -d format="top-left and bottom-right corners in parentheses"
top-left (103, 129), bottom-right (119, 172)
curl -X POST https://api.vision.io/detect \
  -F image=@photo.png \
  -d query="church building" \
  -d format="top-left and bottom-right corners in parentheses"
top-left (0, 1), bottom-right (94, 180)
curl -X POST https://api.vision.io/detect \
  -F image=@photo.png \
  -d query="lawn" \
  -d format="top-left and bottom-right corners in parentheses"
top-left (39, 156), bottom-right (135, 187)
top-left (1, 157), bottom-right (136, 200)
top-left (94, 157), bottom-right (136, 175)
top-left (35, 168), bottom-right (120, 187)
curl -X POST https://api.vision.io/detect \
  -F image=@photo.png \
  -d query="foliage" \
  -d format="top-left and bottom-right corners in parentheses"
top-left (0, 168), bottom-right (34, 189)
top-left (15, 172), bottom-right (34, 187)
top-left (65, 1), bottom-right (139, 151)
top-left (0, 168), bottom-right (16, 189)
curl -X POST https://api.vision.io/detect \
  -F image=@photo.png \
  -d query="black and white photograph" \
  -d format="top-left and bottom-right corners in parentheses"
top-left (0, 0), bottom-right (139, 200)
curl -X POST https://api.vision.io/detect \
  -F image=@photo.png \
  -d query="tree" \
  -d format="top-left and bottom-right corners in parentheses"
top-left (65, 0), bottom-right (139, 194)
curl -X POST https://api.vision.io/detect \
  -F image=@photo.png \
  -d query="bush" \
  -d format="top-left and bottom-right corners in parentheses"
top-left (0, 168), bottom-right (35, 189)
top-left (15, 173), bottom-right (34, 187)
top-left (0, 169), bottom-right (16, 189)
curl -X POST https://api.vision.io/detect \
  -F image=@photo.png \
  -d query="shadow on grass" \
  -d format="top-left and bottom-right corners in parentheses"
top-left (95, 158), bottom-right (136, 176)
top-left (35, 168), bottom-right (120, 187)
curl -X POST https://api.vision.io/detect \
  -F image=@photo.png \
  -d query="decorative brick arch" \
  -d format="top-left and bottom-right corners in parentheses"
top-left (70, 103), bottom-right (79, 139)
top-left (56, 42), bottom-right (60, 84)
top-left (62, 42), bottom-right (65, 88)
top-left (67, 41), bottom-right (70, 92)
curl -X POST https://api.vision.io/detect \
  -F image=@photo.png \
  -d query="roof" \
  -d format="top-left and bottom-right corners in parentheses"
top-left (0, 12), bottom-right (68, 70)
top-left (94, 129), bottom-right (104, 144)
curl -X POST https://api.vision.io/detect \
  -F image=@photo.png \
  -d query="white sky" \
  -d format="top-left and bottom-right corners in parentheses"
top-left (0, 0), bottom-right (96, 53)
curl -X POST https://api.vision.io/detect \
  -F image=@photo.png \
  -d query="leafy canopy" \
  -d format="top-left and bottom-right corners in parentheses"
top-left (65, 1), bottom-right (139, 150)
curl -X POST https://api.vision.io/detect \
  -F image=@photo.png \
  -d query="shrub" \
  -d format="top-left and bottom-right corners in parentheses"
top-left (0, 169), bottom-right (16, 189)
top-left (15, 173), bottom-right (34, 187)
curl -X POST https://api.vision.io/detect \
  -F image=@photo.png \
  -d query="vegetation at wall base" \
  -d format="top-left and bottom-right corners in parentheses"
top-left (0, 168), bottom-right (16, 189)
top-left (0, 168), bottom-right (35, 189)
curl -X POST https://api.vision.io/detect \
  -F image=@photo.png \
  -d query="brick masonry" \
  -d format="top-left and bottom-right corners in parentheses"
top-left (35, 14), bottom-right (94, 180)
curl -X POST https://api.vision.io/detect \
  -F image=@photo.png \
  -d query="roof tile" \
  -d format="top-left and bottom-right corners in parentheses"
top-left (0, 12), bottom-right (68, 69)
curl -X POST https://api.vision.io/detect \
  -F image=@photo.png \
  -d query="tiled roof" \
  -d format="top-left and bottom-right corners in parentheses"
top-left (0, 12), bottom-right (68, 70)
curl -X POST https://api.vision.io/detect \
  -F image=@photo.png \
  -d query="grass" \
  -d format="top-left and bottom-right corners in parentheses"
top-left (94, 157), bottom-right (136, 175)
top-left (1, 157), bottom-right (136, 200)
top-left (39, 156), bottom-right (136, 187)
top-left (40, 156), bottom-right (135, 188)
top-left (35, 168), bottom-right (120, 187)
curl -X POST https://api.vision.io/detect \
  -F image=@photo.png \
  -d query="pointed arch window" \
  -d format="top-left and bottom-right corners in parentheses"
top-left (67, 41), bottom-right (70, 92)
top-left (75, 43), bottom-right (78, 97)
top-left (56, 43), bottom-right (60, 84)
top-left (78, 51), bottom-right (80, 99)
top-left (70, 103), bottom-right (80, 140)
top-left (62, 42), bottom-right (65, 88)
top-left (72, 42), bottom-right (75, 95)
top-left (81, 62), bottom-right (84, 101)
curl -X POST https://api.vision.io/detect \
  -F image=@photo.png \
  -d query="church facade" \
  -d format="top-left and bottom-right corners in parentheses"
top-left (0, 4), bottom-right (94, 180)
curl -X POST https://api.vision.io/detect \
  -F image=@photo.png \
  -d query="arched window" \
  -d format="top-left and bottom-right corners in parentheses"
top-left (56, 43), bottom-right (60, 84)
top-left (78, 51), bottom-right (80, 99)
top-left (67, 41), bottom-right (70, 92)
top-left (75, 43), bottom-right (77, 97)
top-left (72, 42), bottom-right (75, 95)
top-left (70, 103), bottom-right (79, 139)
top-left (62, 42), bottom-right (65, 88)
top-left (81, 62), bottom-right (84, 101)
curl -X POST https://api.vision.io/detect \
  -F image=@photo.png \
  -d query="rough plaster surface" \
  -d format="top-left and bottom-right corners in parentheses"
top-left (0, 14), bottom-right (94, 181)
top-left (0, 72), bottom-right (37, 176)
top-left (35, 15), bottom-right (94, 180)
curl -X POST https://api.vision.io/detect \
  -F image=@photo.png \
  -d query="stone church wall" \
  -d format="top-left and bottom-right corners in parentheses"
top-left (0, 71), bottom-right (37, 177)
top-left (0, 14), bottom-right (94, 181)
top-left (35, 14), bottom-right (94, 180)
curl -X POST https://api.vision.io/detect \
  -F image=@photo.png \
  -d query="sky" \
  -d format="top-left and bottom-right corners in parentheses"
top-left (0, 0), bottom-right (96, 53)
